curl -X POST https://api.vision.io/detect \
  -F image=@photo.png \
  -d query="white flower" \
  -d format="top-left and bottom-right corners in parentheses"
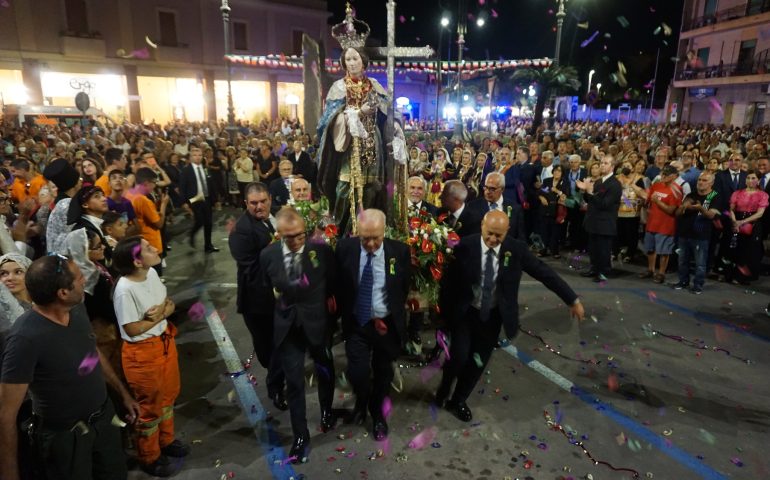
top-left (423, 233), bottom-right (429, 239)
top-left (446, 248), bottom-right (452, 253)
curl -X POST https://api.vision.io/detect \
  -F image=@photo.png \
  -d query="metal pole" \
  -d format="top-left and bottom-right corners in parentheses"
top-left (435, 28), bottom-right (442, 136)
top-left (554, 0), bottom-right (566, 66)
top-left (648, 47), bottom-right (661, 123)
top-left (221, 0), bottom-right (236, 141)
top-left (453, 0), bottom-right (466, 141)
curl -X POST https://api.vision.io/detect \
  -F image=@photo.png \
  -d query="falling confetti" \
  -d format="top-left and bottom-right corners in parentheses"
top-left (647, 291), bottom-right (657, 302)
top-left (408, 426), bottom-right (438, 449)
top-left (577, 21), bottom-right (589, 29)
top-left (188, 301), bottom-right (206, 322)
top-left (399, 15), bottom-right (406, 23)
top-left (662, 22), bottom-right (672, 35)
top-left (381, 397), bottom-right (392, 419)
top-left (77, 351), bottom-right (100, 376)
top-left (580, 31), bottom-right (600, 48)
top-left (491, 9), bottom-right (498, 18)
top-left (473, 353), bottom-right (483, 368)
top-left (617, 16), bottom-right (630, 28)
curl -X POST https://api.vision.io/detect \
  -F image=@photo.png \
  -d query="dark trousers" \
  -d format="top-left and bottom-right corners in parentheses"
top-left (588, 233), bottom-right (614, 276)
top-left (345, 318), bottom-right (400, 420)
top-left (438, 307), bottom-right (502, 403)
top-left (31, 399), bottom-right (126, 480)
top-left (566, 207), bottom-right (587, 250)
top-left (241, 313), bottom-right (284, 397)
top-left (278, 324), bottom-right (335, 438)
top-left (190, 199), bottom-right (213, 248)
top-left (615, 216), bottom-right (640, 256)
top-left (541, 218), bottom-right (563, 254)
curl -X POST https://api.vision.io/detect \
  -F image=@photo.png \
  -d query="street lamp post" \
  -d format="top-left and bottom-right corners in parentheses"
top-left (453, 0), bottom-right (467, 141)
top-left (220, 0), bottom-right (236, 141)
top-left (435, 17), bottom-right (449, 136)
top-left (554, 0), bottom-right (568, 65)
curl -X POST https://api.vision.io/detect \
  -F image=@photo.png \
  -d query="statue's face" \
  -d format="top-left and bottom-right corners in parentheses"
top-left (344, 49), bottom-right (364, 76)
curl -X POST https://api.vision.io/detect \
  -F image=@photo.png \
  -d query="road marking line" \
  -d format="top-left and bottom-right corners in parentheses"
top-left (201, 290), bottom-right (297, 479)
top-left (499, 341), bottom-right (728, 480)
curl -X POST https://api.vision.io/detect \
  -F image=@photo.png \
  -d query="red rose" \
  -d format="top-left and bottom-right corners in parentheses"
top-left (409, 217), bottom-right (422, 230)
top-left (437, 251), bottom-right (444, 265)
top-left (421, 238), bottom-right (432, 254)
top-left (325, 224), bottom-right (338, 238)
top-left (446, 232), bottom-right (460, 248)
top-left (437, 212), bottom-right (448, 223)
top-left (419, 209), bottom-right (428, 216)
top-left (430, 264), bottom-right (442, 281)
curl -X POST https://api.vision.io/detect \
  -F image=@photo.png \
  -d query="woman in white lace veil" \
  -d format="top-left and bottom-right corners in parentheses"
top-left (0, 253), bottom-right (33, 352)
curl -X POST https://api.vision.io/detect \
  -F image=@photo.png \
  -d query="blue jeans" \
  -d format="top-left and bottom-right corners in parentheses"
top-left (677, 237), bottom-right (709, 288)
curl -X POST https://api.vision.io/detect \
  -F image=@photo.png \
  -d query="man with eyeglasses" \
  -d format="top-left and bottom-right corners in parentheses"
top-left (259, 207), bottom-right (336, 463)
top-left (468, 172), bottom-right (525, 241)
top-left (228, 182), bottom-right (286, 413)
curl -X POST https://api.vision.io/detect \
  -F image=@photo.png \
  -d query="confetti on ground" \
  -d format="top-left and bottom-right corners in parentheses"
top-left (647, 291), bottom-right (657, 302)
top-left (408, 426), bottom-right (438, 449)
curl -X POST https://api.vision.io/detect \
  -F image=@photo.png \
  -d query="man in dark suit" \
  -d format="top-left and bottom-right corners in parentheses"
top-left (227, 182), bottom-right (286, 411)
top-left (179, 146), bottom-right (218, 252)
top-left (268, 159), bottom-right (294, 210)
top-left (468, 172), bottom-right (525, 241)
top-left (335, 209), bottom-right (411, 441)
top-left (577, 155), bottom-right (622, 282)
top-left (407, 176), bottom-right (439, 218)
top-left (435, 210), bottom-right (584, 421)
top-left (565, 154), bottom-right (588, 250)
top-left (439, 180), bottom-right (481, 237)
top-left (260, 207), bottom-right (336, 463)
top-left (713, 153), bottom-right (748, 273)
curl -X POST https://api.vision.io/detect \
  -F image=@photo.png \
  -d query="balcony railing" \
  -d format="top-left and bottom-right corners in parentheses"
top-left (674, 52), bottom-right (770, 82)
top-left (683, 1), bottom-right (770, 31)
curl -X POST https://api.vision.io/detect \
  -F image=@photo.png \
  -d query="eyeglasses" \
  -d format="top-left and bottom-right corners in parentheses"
top-left (282, 232), bottom-right (307, 241)
top-left (483, 185), bottom-right (501, 191)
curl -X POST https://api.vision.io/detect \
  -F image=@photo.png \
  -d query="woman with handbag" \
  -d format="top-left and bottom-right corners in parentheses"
top-left (727, 171), bottom-right (769, 285)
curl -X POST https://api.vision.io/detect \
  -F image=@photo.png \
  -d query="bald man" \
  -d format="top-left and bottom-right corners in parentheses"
top-left (290, 178), bottom-right (312, 202)
top-left (435, 210), bottom-right (584, 422)
top-left (335, 209), bottom-right (411, 441)
top-left (260, 207), bottom-right (337, 462)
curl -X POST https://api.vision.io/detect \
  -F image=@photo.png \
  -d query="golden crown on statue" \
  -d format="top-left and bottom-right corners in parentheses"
top-left (331, 2), bottom-right (370, 49)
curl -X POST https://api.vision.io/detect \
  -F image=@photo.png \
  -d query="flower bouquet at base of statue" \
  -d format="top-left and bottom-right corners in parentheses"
top-left (390, 208), bottom-right (460, 313)
top-left (288, 196), bottom-right (338, 249)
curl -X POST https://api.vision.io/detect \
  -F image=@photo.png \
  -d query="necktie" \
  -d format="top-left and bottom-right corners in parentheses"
top-left (356, 252), bottom-right (375, 325)
top-left (449, 215), bottom-right (458, 228)
top-left (489, 202), bottom-right (498, 211)
top-left (196, 165), bottom-right (208, 197)
top-left (264, 220), bottom-right (275, 234)
top-left (762, 176), bottom-right (767, 190)
top-left (733, 173), bottom-right (738, 190)
top-left (287, 252), bottom-right (301, 281)
top-left (479, 248), bottom-right (496, 322)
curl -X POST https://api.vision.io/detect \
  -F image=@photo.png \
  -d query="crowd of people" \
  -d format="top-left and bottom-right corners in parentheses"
top-left (0, 112), bottom-right (768, 478)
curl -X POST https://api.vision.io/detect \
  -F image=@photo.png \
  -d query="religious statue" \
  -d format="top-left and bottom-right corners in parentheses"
top-left (317, 4), bottom-right (390, 235)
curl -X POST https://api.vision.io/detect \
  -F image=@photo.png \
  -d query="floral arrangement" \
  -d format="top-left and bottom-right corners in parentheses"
top-left (288, 196), bottom-right (338, 248)
top-left (389, 208), bottom-right (460, 310)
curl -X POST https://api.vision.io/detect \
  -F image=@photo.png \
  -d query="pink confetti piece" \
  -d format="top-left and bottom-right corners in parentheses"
top-left (647, 291), bottom-right (657, 303)
top-left (408, 426), bottom-right (438, 449)
top-left (737, 265), bottom-right (751, 277)
top-left (478, 0), bottom-right (485, 4)
top-left (399, 15), bottom-right (406, 23)
top-left (607, 373), bottom-right (619, 392)
top-left (580, 30), bottom-right (599, 48)
top-left (709, 98), bottom-right (723, 114)
top-left (78, 351), bottom-right (100, 376)
top-left (491, 8), bottom-right (498, 18)
top-left (188, 301), bottom-right (206, 322)
top-left (381, 396), bottom-right (392, 419)
top-left (436, 330), bottom-right (451, 360)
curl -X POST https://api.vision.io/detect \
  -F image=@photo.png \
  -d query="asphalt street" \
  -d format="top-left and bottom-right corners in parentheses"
top-left (127, 208), bottom-right (770, 480)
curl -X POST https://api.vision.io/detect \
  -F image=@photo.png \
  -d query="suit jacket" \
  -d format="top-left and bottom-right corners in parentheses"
top-left (269, 177), bottom-right (291, 210)
top-left (714, 170), bottom-right (747, 206)
top-left (439, 234), bottom-right (578, 339)
top-left (260, 242), bottom-right (336, 347)
top-left (291, 151), bottom-right (318, 191)
top-left (228, 213), bottom-right (274, 316)
top-left (467, 197), bottom-right (526, 241)
top-left (583, 175), bottom-right (622, 236)
top-left (179, 163), bottom-right (210, 204)
top-left (335, 237), bottom-right (411, 344)
top-left (441, 204), bottom-right (482, 237)
top-left (407, 200), bottom-right (439, 218)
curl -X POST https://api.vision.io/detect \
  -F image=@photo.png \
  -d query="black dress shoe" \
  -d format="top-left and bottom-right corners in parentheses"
top-left (288, 433), bottom-right (310, 463)
top-left (320, 410), bottom-right (335, 432)
top-left (350, 409), bottom-right (367, 426)
top-left (271, 392), bottom-right (288, 411)
top-left (205, 246), bottom-right (220, 253)
top-left (580, 270), bottom-right (598, 278)
top-left (446, 400), bottom-right (473, 422)
top-left (372, 419), bottom-right (388, 441)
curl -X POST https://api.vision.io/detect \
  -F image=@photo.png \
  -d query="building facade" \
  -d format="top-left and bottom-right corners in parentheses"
top-left (667, 0), bottom-right (770, 126)
top-left (0, 0), bottom-right (328, 124)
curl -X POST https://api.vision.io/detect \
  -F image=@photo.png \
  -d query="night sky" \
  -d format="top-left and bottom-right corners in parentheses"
top-left (327, 0), bottom-right (685, 107)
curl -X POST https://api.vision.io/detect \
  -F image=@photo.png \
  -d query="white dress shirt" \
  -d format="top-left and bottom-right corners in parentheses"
top-left (359, 243), bottom-right (388, 318)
